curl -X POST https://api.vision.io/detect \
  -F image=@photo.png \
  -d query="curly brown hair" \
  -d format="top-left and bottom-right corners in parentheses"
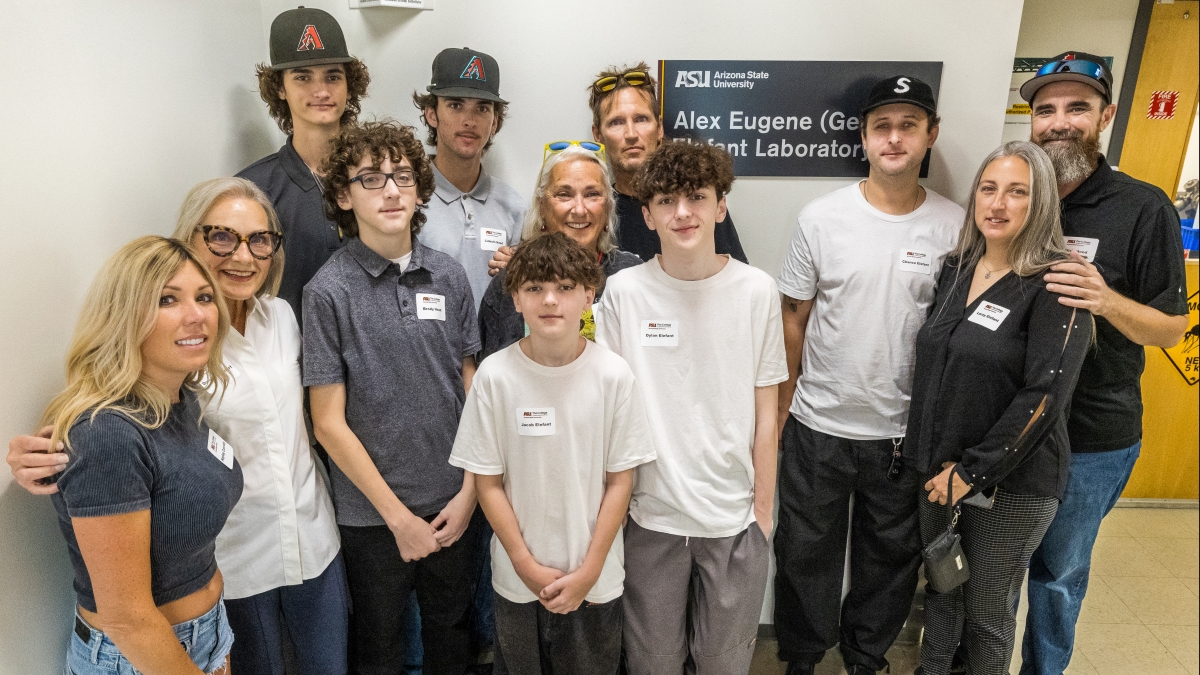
top-left (632, 139), bottom-right (735, 203)
top-left (503, 232), bottom-right (604, 295)
top-left (588, 62), bottom-right (660, 131)
top-left (411, 91), bottom-right (508, 151)
top-left (255, 58), bottom-right (371, 135)
top-left (320, 120), bottom-right (436, 238)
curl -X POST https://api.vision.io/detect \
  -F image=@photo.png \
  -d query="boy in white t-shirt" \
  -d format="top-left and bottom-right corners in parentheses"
top-left (773, 76), bottom-right (964, 675)
top-left (449, 232), bottom-right (656, 675)
top-left (594, 140), bottom-right (788, 675)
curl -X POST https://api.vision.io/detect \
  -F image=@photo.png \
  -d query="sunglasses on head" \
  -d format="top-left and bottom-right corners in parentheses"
top-left (592, 71), bottom-right (651, 93)
top-left (1035, 59), bottom-right (1108, 86)
top-left (542, 140), bottom-right (607, 164)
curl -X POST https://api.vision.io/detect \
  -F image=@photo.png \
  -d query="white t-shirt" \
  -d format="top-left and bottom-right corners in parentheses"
top-left (448, 340), bottom-right (656, 604)
top-left (594, 256), bottom-right (788, 538)
top-left (200, 296), bottom-right (341, 599)
top-left (776, 182), bottom-right (963, 440)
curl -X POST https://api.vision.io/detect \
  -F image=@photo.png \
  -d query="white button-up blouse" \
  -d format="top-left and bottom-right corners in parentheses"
top-left (201, 295), bottom-right (340, 600)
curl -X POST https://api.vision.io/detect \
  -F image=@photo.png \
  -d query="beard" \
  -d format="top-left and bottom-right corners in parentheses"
top-left (1035, 127), bottom-right (1101, 186)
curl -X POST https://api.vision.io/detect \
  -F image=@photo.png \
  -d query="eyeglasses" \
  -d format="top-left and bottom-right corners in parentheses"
top-left (592, 71), bottom-right (651, 93)
top-left (200, 225), bottom-right (283, 260)
top-left (349, 170), bottom-right (417, 190)
top-left (1035, 59), bottom-right (1108, 89)
top-left (543, 141), bottom-right (606, 164)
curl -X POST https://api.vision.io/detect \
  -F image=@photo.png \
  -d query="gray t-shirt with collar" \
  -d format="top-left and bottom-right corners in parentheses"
top-left (417, 162), bottom-right (526, 307)
top-left (302, 238), bottom-right (481, 526)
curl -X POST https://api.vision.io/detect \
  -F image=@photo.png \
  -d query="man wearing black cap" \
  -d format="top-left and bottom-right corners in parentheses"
top-left (1017, 52), bottom-right (1189, 675)
top-left (238, 6), bottom-right (371, 322)
top-left (772, 76), bottom-right (964, 675)
top-left (413, 48), bottom-right (525, 308)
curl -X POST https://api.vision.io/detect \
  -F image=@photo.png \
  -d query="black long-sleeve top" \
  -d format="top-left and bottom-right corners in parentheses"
top-left (905, 257), bottom-right (1093, 499)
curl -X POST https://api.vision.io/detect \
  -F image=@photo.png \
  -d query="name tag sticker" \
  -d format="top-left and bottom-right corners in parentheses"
top-left (641, 319), bottom-right (680, 346)
top-left (480, 228), bottom-right (507, 251)
top-left (517, 408), bottom-right (556, 436)
top-left (207, 429), bottom-right (235, 469)
top-left (1064, 236), bottom-right (1099, 262)
top-left (898, 249), bottom-right (933, 274)
top-left (416, 294), bottom-right (446, 321)
top-left (968, 302), bottom-right (1012, 331)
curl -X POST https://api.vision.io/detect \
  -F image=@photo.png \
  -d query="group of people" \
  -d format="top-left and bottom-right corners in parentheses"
top-left (5, 6), bottom-right (1191, 675)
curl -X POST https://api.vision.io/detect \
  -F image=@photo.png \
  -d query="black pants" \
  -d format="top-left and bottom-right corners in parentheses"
top-left (339, 508), bottom-right (486, 675)
top-left (773, 417), bottom-right (922, 671)
top-left (918, 486), bottom-right (1057, 675)
top-left (493, 593), bottom-right (622, 675)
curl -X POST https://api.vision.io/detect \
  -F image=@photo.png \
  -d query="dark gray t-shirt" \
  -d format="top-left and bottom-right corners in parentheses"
top-left (51, 390), bottom-right (244, 612)
top-left (302, 238), bottom-right (481, 525)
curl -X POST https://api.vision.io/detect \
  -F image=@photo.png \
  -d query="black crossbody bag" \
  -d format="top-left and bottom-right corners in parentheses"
top-left (922, 475), bottom-right (970, 593)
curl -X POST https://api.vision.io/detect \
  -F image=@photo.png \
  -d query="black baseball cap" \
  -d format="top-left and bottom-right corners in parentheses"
top-left (1019, 52), bottom-right (1113, 103)
top-left (427, 48), bottom-right (507, 104)
top-left (861, 75), bottom-right (939, 117)
top-left (269, 7), bottom-right (354, 70)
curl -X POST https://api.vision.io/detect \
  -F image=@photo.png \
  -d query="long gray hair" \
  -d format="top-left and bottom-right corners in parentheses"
top-left (951, 140), bottom-right (1068, 276)
top-left (520, 146), bottom-right (618, 253)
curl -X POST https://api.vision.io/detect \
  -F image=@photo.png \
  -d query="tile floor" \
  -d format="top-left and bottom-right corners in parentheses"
top-left (749, 506), bottom-right (1199, 675)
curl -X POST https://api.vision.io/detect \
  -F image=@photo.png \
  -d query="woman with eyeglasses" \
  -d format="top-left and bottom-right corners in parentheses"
top-left (905, 142), bottom-right (1093, 675)
top-left (169, 178), bottom-right (347, 675)
top-left (44, 236), bottom-right (240, 675)
top-left (477, 141), bottom-right (643, 361)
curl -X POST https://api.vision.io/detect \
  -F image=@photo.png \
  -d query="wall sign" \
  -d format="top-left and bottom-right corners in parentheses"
top-left (1147, 90), bottom-right (1179, 120)
top-left (658, 60), bottom-right (942, 177)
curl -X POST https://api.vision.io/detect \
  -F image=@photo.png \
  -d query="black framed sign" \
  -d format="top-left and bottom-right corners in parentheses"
top-left (658, 60), bottom-right (943, 177)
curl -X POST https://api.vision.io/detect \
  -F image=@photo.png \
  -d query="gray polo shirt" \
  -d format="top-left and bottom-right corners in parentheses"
top-left (302, 238), bottom-right (481, 526)
top-left (417, 162), bottom-right (526, 307)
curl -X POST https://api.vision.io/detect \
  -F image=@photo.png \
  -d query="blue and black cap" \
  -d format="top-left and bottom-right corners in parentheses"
top-left (427, 47), bottom-right (507, 104)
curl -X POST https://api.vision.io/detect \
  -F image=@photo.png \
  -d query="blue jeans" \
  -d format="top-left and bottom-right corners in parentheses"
top-left (1019, 442), bottom-right (1141, 675)
top-left (65, 598), bottom-right (233, 674)
top-left (224, 553), bottom-right (350, 675)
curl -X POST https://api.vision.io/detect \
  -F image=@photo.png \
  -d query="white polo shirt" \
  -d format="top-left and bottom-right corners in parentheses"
top-left (776, 183), bottom-right (963, 440)
top-left (200, 295), bottom-right (340, 599)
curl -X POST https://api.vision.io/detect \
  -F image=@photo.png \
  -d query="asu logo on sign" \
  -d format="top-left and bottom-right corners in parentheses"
top-left (460, 56), bottom-right (486, 81)
top-left (296, 25), bottom-right (325, 52)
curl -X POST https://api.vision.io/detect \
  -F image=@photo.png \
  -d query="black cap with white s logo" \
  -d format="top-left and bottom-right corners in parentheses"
top-left (861, 75), bottom-right (938, 117)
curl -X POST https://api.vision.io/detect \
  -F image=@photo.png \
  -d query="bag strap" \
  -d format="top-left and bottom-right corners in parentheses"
top-left (946, 469), bottom-right (960, 526)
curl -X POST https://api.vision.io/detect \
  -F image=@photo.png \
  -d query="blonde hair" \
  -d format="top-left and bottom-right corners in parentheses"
top-left (40, 236), bottom-right (230, 450)
top-left (520, 147), bottom-right (618, 253)
top-left (952, 140), bottom-right (1068, 276)
top-left (171, 177), bottom-right (285, 298)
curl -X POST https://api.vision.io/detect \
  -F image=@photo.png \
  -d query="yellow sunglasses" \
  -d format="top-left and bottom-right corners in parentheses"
top-left (592, 71), bottom-right (651, 93)
top-left (542, 140), bottom-right (607, 164)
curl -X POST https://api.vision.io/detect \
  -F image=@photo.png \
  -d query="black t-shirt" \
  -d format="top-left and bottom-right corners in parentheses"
top-left (1060, 157), bottom-right (1188, 452)
top-left (907, 259), bottom-right (1092, 498)
top-left (614, 190), bottom-right (748, 263)
top-left (237, 137), bottom-right (345, 324)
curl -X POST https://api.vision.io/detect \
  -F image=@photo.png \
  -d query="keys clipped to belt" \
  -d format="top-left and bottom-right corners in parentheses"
top-left (887, 438), bottom-right (905, 480)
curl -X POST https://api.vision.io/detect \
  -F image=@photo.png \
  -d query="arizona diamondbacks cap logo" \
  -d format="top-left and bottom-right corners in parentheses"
top-left (296, 25), bottom-right (325, 51)
top-left (460, 55), bottom-right (486, 81)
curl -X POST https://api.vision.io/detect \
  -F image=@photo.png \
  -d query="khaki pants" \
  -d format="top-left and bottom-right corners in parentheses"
top-left (622, 517), bottom-right (770, 675)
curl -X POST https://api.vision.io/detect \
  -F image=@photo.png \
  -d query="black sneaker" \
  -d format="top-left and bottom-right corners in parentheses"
top-left (785, 662), bottom-right (816, 675)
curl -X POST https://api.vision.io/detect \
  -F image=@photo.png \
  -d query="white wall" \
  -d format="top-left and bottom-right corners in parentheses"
top-left (0, 2), bottom-right (278, 672)
top-left (1013, 0), bottom-right (1141, 155)
top-left (1, 0), bottom-right (1026, 666)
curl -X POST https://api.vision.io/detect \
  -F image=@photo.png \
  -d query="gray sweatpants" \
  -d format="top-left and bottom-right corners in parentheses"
top-left (622, 517), bottom-right (770, 675)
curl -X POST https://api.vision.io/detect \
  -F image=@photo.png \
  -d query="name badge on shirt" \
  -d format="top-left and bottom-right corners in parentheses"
top-left (898, 249), bottom-right (933, 274)
top-left (641, 319), bottom-right (679, 346)
top-left (207, 429), bottom-right (235, 469)
top-left (416, 294), bottom-right (446, 321)
top-left (1064, 236), bottom-right (1099, 262)
top-left (480, 228), bottom-right (507, 251)
top-left (517, 408), bottom-right (556, 436)
top-left (968, 302), bottom-right (1011, 331)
